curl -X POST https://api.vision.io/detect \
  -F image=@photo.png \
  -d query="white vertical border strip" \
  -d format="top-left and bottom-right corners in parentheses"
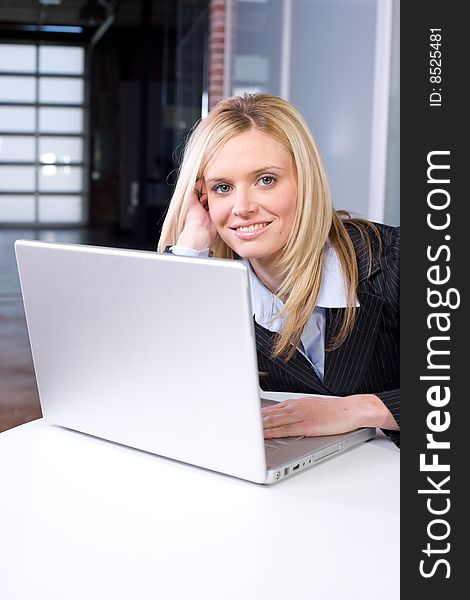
top-left (223, 0), bottom-right (233, 99)
top-left (280, 0), bottom-right (293, 100)
top-left (368, 0), bottom-right (393, 223)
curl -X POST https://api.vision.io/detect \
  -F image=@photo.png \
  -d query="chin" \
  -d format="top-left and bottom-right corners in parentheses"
top-left (222, 239), bottom-right (256, 256)
top-left (232, 246), bottom-right (272, 261)
top-left (218, 232), bottom-right (278, 260)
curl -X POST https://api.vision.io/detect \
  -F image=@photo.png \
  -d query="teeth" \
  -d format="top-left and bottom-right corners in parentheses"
top-left (237, 223), bottom-right (268, 232)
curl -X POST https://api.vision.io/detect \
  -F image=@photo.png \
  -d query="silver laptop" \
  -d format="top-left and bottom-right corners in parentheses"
top-left (15, 240), bottom-right (375, 484)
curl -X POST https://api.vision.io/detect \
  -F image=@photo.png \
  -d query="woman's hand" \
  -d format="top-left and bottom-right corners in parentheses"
top-left (262, 394), bottom-right (399, 438)
top-left (176, 179), bottom-right (218, 250)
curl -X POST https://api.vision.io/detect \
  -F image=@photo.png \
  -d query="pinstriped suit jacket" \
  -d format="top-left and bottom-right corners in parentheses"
top-left (256, 222), bottom-right (400, 447)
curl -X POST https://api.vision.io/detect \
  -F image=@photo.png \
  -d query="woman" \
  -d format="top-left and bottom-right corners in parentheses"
top-left (158, 93), bottom-right (400, 447)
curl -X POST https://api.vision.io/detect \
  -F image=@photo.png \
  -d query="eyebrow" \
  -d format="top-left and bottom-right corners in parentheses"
top-left (205, 165), bottom-right (285, 185)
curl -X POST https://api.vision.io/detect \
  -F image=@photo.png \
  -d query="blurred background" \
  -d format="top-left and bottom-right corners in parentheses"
top-left (0, 0), bottom-right (399, 432)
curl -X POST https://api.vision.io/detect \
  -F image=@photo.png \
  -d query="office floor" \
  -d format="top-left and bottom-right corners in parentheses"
top-left (0, 227), bottom-right (142, 433)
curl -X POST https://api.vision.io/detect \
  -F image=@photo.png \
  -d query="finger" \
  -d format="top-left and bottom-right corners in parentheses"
top-left (194, 178), bottom-right (208, 195)
top-left (193, 181), bottom-right (209, 211)
top-left (200, 193), bottom-right (209, 211)
top-left (264, 423), bottom-right (306, 439)
top-left (261, 402), bottom-right (293, 416)
top-left (194, 178), bottom-right (204, 194)
top-left (262, 412), bottom-right (302, 429)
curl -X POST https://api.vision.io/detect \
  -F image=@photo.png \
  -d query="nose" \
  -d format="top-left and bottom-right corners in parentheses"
top-left (232, 187), bottom-right (257, 217)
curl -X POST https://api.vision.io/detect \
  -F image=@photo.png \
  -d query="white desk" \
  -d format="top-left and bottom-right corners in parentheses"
top-left (0, 417), bottom-right (399, 600)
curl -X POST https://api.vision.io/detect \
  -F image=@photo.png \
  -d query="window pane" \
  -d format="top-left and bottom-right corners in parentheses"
top-left (39, 77), bottom-right (84, 104)
top-left (0, 166), bottom-right (35, 191)
top-left (0, 76), bottom-right (36, 103)
top-left (39, 195), bottom-right (82, 223)
top-left (0, 195), bottom-right (35, 222)
top-left (231, 0), bottom-right (283, 97)
top-left (39, 137), bottom-right (83, 164)
top-left (0, 44), bottom-right (36, 73)
top-left (39, 46), bottom-right (84, 75)
top-left (0, 107), bottom-right (36, 132)
top-left (0, 136), bottom-right (36, 162)
top-left (39, 165), bottom-right (82, 192)
top-left (234, 55), bottom-right (269, 83)
top-left (39, 107), bottom-right (83, 133)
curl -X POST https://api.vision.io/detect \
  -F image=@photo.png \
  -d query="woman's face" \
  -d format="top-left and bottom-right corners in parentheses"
top-left (204, 129), bottom-right (298, 268)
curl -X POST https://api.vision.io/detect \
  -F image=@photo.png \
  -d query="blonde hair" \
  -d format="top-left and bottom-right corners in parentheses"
top-left (158, 93), bottom-right (378, 360)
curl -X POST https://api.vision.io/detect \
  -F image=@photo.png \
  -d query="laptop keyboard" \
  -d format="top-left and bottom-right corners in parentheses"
top-left (264, 436), bottom-right (304, 452)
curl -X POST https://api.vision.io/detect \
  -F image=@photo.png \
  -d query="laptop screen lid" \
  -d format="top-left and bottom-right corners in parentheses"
top-left (15, 240), bottom-right (267, 483)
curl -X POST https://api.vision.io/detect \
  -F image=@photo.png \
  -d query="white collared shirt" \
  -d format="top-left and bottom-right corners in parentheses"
top-left (169, 242), bottom-right (357, 381)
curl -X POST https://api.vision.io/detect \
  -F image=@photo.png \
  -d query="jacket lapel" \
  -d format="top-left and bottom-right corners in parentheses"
top-left (254, 321), bottom-right (331, 394)
top-left (323, 291), bottom-right (384, 394)
top-left (323, 223), bottom-right (384, 394)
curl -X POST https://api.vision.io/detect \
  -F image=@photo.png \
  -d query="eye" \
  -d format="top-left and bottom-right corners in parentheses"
top-left (212, 183), bottom-right (231, 194)
top-left (258, 175), bottom-right (276, 187)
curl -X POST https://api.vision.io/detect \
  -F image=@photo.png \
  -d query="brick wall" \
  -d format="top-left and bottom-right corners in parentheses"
top-left (208, 0), bottom-right (226, 110)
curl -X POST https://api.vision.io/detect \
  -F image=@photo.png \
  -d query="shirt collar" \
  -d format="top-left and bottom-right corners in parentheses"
top-left (243, 242), bottom-right (358, 328)
top-left (316, 241), bottom-right (359, 308)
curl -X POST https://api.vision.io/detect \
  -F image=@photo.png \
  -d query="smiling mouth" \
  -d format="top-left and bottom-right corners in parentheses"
top-left (231, 222), bottom-right (272, 232)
